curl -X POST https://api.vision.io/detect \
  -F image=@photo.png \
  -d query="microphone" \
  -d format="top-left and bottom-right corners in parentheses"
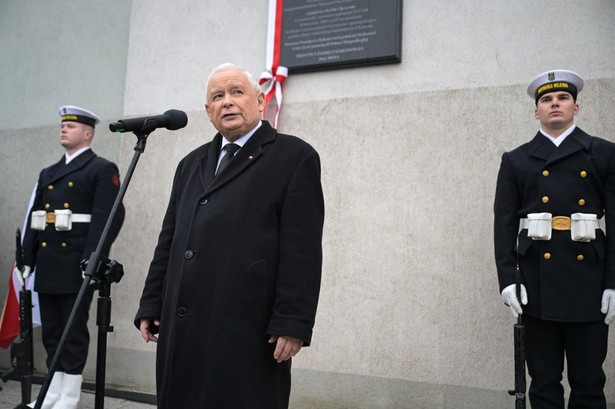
top-left (109, 109), bottom-right (188, 133)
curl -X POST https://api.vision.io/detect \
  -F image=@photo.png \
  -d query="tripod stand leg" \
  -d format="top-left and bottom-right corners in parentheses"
top-left (94, 281), bottom-right (112, 409)
top-left (20, 375), bottom-right (32, 405)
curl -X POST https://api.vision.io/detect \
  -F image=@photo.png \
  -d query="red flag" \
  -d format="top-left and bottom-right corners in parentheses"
top-left (0, 184), bottom-right (42, 348)
top-left (0, 264), bottom-right (21, 348)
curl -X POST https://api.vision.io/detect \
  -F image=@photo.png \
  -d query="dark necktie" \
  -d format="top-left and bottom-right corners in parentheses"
top-left (216, 143), bottom-right (240, 175)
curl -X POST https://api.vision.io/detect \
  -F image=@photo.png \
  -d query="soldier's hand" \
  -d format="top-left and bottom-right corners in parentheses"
top-left (601, 289), bottom-right (615, 325)
top-left (14, 265), bottom-right (32, 287)
top-left (501, 283), bottom-right (527, 318)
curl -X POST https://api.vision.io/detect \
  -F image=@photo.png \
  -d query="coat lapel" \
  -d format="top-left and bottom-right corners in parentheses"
top-left (544, 127), bottom-right (591, 165)
top-left (204, 122), bottom-right (277, 195)
top-left (198, 135), bottom-right (221, 189)
top-left (527, 128), bottom-right (591, 166)
top-left (42, 149), bottom-right (96, 185)
top-left (527, 132), bottom-right (555, 162)
top-left (41, 156), bottom-right (67, 185)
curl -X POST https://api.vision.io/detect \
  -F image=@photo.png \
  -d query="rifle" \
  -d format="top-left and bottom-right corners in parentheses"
top-left (507, 264), bottom-right (526, 408)
top-left (0, 228), bottom-right (35, 408)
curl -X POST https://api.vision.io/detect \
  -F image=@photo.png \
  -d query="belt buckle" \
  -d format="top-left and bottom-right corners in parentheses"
top-left (46, 212), bottom-right (56, 224)
top-left (552, 216), bottom-right (571, 231)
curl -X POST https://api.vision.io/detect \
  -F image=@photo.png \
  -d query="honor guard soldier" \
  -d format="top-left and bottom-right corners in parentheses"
top-left (494, 70), bottom-right (615, 409)
top-left (17, 105), bottom-right (125, 409)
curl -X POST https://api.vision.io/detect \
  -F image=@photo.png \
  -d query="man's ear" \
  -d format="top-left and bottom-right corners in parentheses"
top-left (85, 128), bottom-right (94, 142)
top-left (257, 91), bottom-right (266, 113)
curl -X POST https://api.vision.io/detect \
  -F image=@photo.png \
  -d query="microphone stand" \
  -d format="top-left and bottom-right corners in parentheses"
top-left (33, 121), bottom-right (158, 409)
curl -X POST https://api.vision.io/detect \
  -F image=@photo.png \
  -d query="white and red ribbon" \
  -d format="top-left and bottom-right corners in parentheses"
top-left (260, 0), bottom-right (287, 128)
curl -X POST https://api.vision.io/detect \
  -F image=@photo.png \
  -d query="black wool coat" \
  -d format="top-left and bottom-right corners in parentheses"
top-left (22, 149), bottom-right (124, 294)
top-left (135, 121), bottom-right (324, 409)
top-left (494, 127), bottom-right (615, 321)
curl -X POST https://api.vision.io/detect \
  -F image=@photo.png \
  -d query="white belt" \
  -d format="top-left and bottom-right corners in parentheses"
top-left (68, 213), bottom-right (92, 223)
top-left (521, 212), bottom-right (601, 242)
top-left (31, 210), bottom-right (91, 231)
top-left (42, 211), bottom-right (92, 224)
top-left (520, 216), bottom-right (600, 231)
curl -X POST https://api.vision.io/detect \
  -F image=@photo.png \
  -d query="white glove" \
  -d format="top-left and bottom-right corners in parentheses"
top-left (14, 265), bottom-right (32, 287)
top-left (501, 283), bottom-right (528, 318)
top-left (601, 289), bottom-right (615, 325)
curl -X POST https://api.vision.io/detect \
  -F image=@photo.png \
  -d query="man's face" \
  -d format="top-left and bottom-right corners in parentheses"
top-left (205, 68), bottom-right (265, 141)
top-left (59, 121), bottom-right (93, 154)
top-left (534, 91), bottom-right (579, 133)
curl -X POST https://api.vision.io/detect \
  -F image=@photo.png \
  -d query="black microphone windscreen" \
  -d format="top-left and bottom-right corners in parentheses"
top-left (164, 109), bottom-right (188, 130)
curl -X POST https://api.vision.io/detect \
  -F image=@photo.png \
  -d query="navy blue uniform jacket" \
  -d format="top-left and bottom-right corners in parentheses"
top-left (494, 127), bottom-right (615, 321)
top-left (22, 149), bottom-right (124, 294)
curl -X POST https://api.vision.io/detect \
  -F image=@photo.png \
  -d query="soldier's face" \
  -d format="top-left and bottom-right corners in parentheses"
top-left (60, 122), bottom-right (93, 154)
top-left (205, 68), bottom-right (265, 142)
top-left (534, 91), bottom-right (579, 132)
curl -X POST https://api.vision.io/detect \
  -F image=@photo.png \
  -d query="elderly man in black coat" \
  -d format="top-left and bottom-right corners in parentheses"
top-left (494, 70), bottom-right (615, 409)
top-left (135, 63), bottom-right (324, 409)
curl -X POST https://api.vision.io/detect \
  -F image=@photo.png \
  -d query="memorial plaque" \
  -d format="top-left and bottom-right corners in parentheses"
top-left (280, 0), bottom-right (402, 73)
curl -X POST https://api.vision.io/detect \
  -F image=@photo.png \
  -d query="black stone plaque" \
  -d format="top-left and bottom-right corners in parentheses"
top-left (280, 0), bottom-right (402, 73)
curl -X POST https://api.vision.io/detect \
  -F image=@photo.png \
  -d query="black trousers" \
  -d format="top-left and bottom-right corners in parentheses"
top-left (523, 315), bottom-right (608, 409)
top-left (38, 291), bottom-right (94, 374)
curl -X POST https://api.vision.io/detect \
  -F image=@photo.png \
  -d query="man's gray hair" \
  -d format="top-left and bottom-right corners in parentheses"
top-left (207, 63), bottom-right (261, 94)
